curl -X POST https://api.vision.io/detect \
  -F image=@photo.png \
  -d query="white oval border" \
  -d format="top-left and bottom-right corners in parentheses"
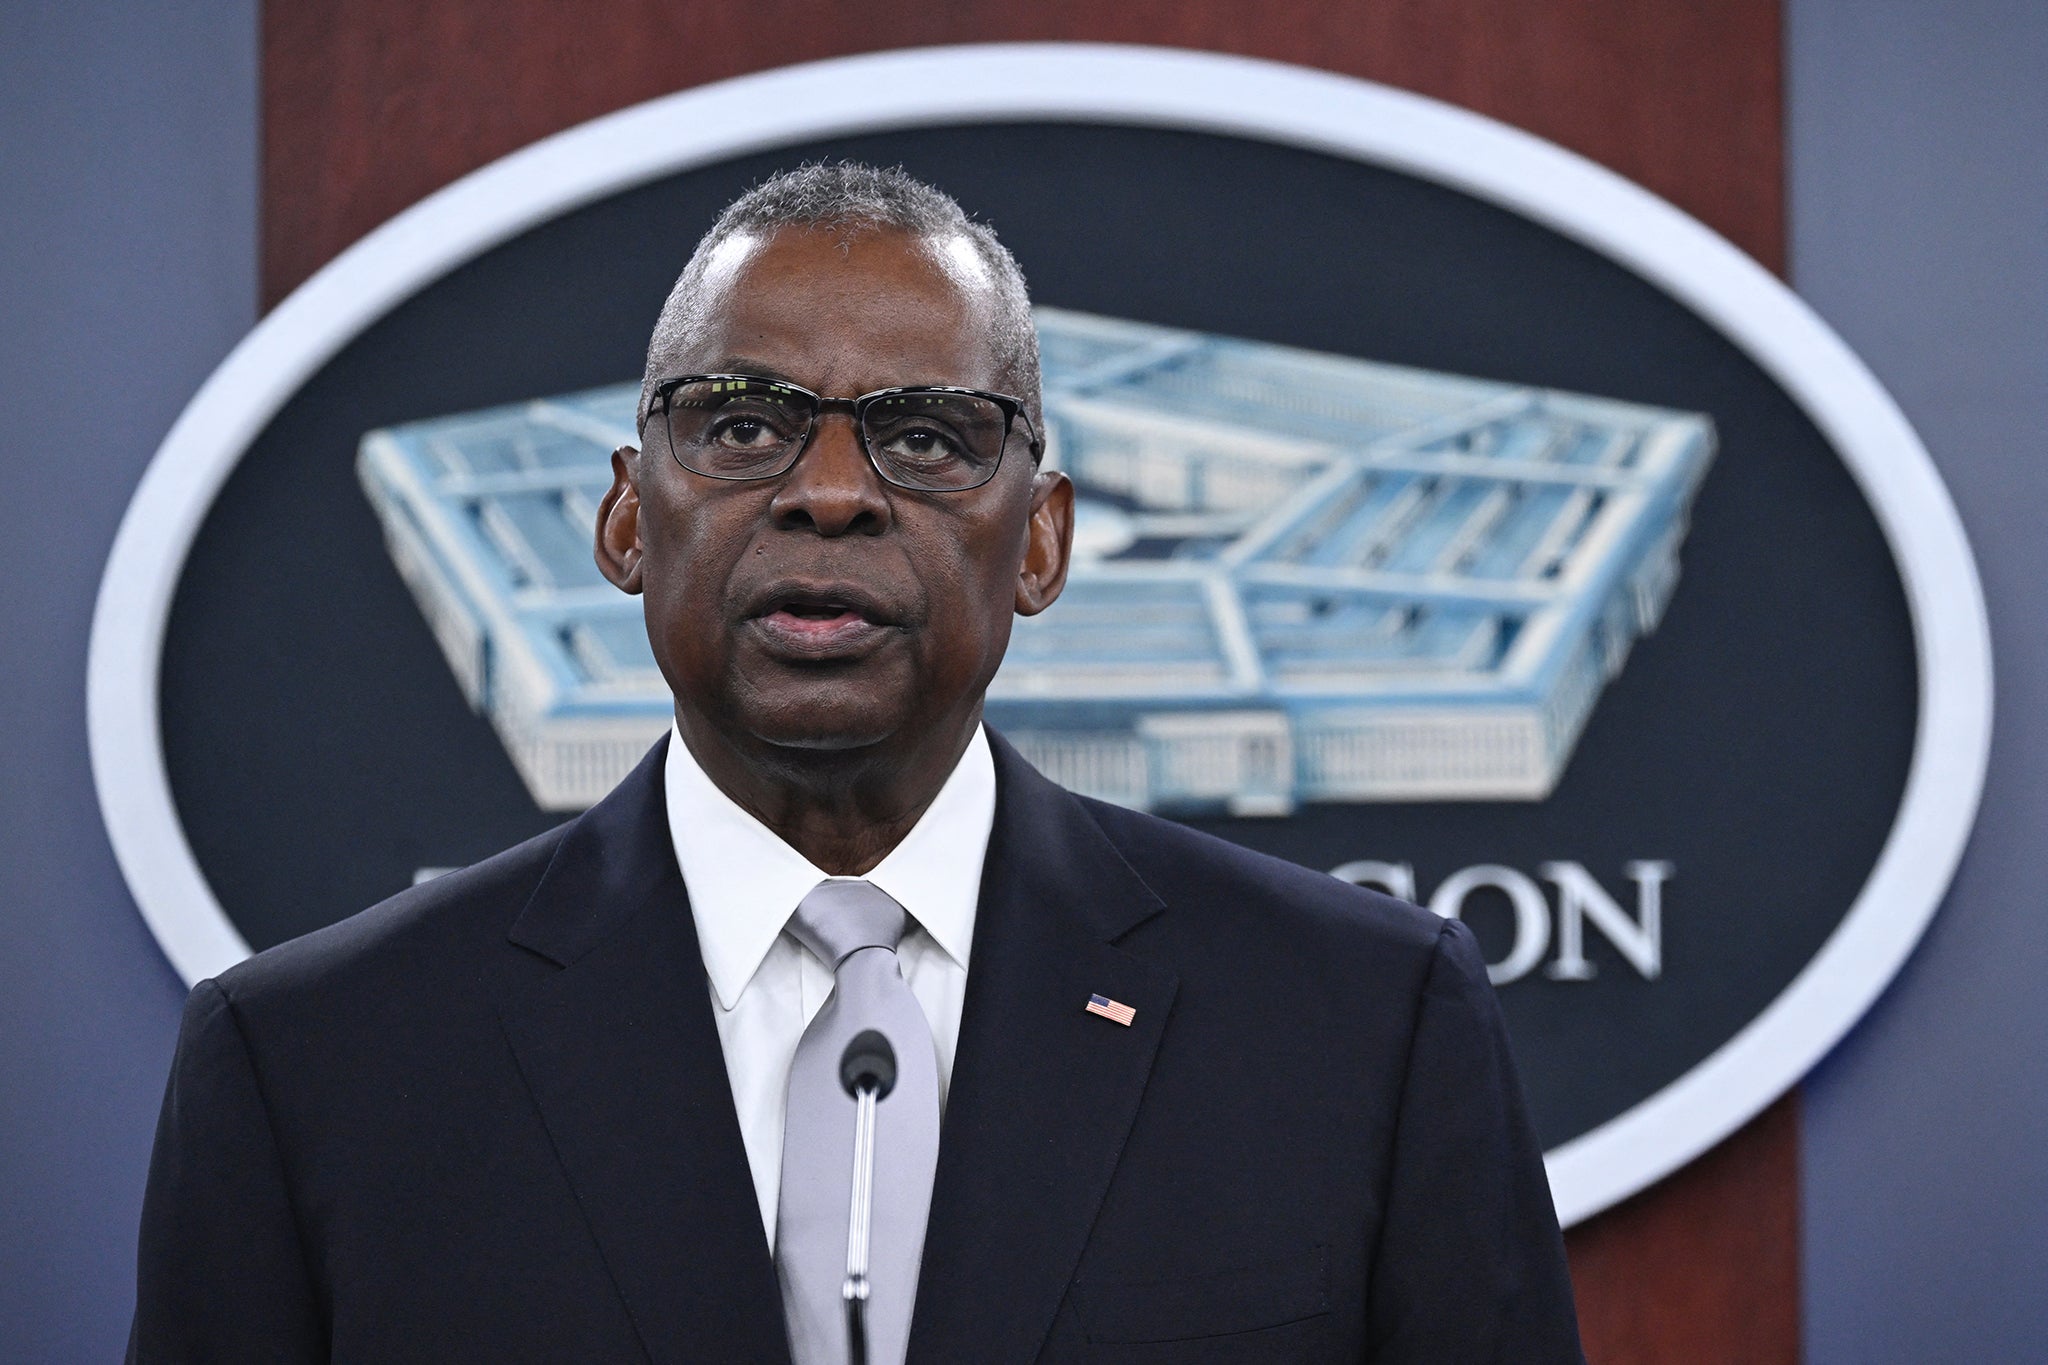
top-left (89, 42), bottom-right (1993, 1227)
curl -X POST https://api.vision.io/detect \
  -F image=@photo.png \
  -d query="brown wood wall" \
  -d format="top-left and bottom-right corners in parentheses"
top-left (262, 3), bottom-right (1798, 1359)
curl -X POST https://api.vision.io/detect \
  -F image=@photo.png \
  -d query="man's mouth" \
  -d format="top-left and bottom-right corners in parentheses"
top-left (748, 586), bottom-right (899, 659)
top-left (781, 599), bottom-right (865, 622)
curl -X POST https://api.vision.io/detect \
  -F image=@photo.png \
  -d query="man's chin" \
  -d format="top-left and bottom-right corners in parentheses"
top-left (749, 723), bottom-right (895, 754)
top-left (732, 690), bottom-right (918, 757)
top-left (702, 660), bottom-right (986, 769)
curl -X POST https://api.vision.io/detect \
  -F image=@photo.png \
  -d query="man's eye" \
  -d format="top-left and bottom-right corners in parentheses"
top-left (712, 412), bottom-right (790, 449)
top-left (879, 425), bottom-right (965, 465)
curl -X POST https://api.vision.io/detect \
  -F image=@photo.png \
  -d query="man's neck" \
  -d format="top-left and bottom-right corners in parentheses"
top-left (672, 709), bottom-right (981, 876)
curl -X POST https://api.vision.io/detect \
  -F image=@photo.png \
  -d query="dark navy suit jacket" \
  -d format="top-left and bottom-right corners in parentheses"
top-left (130, 732), bottom-right (1585, 1362)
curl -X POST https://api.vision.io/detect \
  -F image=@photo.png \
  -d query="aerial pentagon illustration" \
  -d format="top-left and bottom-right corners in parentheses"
top-left (357, 308), bottom-right (1715, 815)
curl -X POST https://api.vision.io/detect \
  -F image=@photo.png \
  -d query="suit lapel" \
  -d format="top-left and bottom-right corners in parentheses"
top-left (910, 734), bottom-right (1178, 1364)
top-left (495, 738), bottom-right (790, 1365)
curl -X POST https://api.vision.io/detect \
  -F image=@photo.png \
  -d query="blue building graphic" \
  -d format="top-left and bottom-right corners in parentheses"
top-left (358, 308), bottom-right (1715, 814)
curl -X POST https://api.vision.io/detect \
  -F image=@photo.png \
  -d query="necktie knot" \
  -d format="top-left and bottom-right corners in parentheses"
top-left (788, 879), bottom-right (908, 970)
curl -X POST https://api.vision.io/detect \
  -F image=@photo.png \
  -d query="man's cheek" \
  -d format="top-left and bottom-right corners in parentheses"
top-left (660, 520), bottom-right (738, 603)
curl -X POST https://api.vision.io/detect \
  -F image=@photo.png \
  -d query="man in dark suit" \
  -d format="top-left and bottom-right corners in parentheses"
top-left (131, 164), bottom-right (1584, 1363)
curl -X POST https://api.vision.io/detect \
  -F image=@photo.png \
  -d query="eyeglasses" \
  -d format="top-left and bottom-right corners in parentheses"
top-left (648, 373), bottom-right (1040, 493)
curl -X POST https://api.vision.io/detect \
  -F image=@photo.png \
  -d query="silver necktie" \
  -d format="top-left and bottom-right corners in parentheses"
top-left (776, 880), bottom-right (941, 1365)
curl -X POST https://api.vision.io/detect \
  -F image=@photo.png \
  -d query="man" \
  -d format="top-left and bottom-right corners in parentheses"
top-left (131, 164), bottom-right (1584, 1363)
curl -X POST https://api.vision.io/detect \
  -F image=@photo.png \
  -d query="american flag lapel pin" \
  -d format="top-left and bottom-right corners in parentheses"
top-left (1085, 993), bottom-right (1137, 1027)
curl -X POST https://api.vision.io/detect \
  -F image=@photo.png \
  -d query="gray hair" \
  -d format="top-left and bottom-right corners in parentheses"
top-left (640, 163), bottom-right (1043, 452)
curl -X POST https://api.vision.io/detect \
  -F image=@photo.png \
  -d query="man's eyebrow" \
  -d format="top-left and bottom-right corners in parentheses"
top-left (642, 359), bottom-right (804, 420)
top-left (709, 358), bottom-right (804, 385)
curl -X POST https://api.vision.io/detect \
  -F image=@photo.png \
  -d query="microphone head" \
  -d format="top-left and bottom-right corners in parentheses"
top-left (839, 1029), bottom-right (897, 1099)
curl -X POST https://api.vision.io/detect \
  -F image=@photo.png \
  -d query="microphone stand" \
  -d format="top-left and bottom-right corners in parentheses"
top-left (838, 1030), bottom-right (897, 1365)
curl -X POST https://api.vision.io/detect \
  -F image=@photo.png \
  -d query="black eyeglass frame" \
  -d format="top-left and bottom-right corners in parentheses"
top-left (646, 372), bottom-right (1043, 493)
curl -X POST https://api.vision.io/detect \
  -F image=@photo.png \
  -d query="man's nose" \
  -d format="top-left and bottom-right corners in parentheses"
top-left (767, 410), bottom-right (892, 536)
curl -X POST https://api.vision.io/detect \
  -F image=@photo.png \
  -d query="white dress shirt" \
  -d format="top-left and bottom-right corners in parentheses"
top-left (663, 723), bottom-right (995, 1247)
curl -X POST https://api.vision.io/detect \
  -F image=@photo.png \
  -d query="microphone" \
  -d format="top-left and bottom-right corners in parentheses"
top-left (838, 1030), bottom-right (896, 1365)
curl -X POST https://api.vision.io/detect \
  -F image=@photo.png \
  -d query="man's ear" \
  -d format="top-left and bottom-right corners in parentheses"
top-left (595, 446), bottom-right (645, 594)
top-left (1015, 469), bottom-right (1074, 616)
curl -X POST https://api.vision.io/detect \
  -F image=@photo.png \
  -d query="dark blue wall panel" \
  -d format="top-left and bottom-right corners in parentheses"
top-left (0, 2), bottom-right (255, 1359)
top-left (1791, 1), bottom-right (2048, 1360)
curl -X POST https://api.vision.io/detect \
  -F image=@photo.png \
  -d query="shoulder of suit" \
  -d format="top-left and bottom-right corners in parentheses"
top-left (1069, 792), bottom-right (1446, 957)
top-left (211, 819), bottom-right (574, 1009)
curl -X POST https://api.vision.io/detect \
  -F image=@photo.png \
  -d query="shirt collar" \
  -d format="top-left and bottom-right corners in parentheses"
top-left (664, 723), bottom-right (995, 1010)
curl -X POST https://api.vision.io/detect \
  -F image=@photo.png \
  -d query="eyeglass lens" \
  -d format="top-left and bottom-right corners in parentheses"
top-left (661, 377), bottom-right (1010, 490)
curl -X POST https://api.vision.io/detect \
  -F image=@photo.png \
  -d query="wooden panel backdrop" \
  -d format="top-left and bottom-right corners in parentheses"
top-left (262, 4), bottom-right (1797, 1360)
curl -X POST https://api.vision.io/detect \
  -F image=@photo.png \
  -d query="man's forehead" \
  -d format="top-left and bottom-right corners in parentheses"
top-left (660, 224), bottom-right (999, 379)
top-left (694, 230), bottom-right (765, 300)
top-left (701, 223), bottom-right (988, 307)
top-left (930, 231), bottom-right (995, 293)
